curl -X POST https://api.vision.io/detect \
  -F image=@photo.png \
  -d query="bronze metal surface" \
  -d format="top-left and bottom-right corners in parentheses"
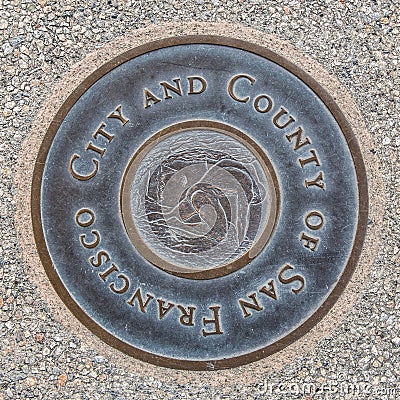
top-left (31, 35), bottom-right (368, 370)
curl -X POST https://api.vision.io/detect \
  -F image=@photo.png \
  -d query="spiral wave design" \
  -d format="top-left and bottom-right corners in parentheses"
top-left (144, 148), bottom-right (263, 257)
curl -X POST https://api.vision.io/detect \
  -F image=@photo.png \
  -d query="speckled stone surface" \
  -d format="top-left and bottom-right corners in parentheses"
top-left (1, 1), bottom-right (399, 399)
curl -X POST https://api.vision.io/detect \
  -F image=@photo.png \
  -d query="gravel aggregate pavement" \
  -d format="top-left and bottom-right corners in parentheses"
top-left (0, 0), bottom-right (399, 399)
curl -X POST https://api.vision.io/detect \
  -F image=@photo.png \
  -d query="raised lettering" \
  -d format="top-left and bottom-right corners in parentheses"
top-left (305, 171), bottom-right (325, 190)
top-left (79, 230), bottom-right (100, 249)
top-left (161, 78), bottom-right (182, 99)
top-left (110, 274), bottom-right (130, 294)
top-left (107, 105), bottom-right (129, 125)
top-left (157, 299), bottom-right (175, 320)
top-left (69, 154), bottom-right (99, 181)
top-left (187, 76), bottom-right (207, 95)
top-left (228, 74), bottom-right (255, 103)
top-left (127, 288), bottom-right (154, 313)
top-left (99, 263), bottom-right (119, 281)
top-left (177, 305), bottom-right (196, 326)
top-left (300, 232), bottom-right (319, 251)
top-left (89, 250), bottom-right (110, 267)
top-left (299, 149), bottom-right (321, 168)
top-left (305, 211), bottom-right (324, 230)
top-left (286, 126), bottom-right (311, 150)
top-left (254, 94), bottom-right (273, 113)
top-left (238, 293), bottom-right (263, 318)
top-left (202, 306), bottom-right (223, 336)
top-left (259, 279), bottom-right (278, 300)
top-left (278, 264), bottom-right (305, 295)
top-left (273, 107), bottom-right (296, 129)
top-left (92, 123), bottom-right (114, 143)
top-left (86, 142), bottom-right (106, 157)
top-left (144, 88), bottom-right (161, 108)
top-left (75, 208), bottom-right (95, 227)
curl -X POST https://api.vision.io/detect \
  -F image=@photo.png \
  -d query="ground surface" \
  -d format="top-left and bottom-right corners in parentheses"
top-left (0, 0), bottom-right (399, 399)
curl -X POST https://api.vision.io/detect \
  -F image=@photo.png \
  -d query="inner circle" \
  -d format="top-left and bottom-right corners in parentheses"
top-left (121, 121), bottom-right (279, 279)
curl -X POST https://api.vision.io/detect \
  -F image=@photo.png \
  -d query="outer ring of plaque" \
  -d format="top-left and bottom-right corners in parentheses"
top-left (120, 120), bottom-right (280, 280)
top-left (31, 35), bottom-right (368, 370)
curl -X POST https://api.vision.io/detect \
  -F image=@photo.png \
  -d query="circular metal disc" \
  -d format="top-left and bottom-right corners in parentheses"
top-left (32, 36), bottom-right (368, 370)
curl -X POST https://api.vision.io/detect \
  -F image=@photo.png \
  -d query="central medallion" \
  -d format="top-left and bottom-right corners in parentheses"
top-left (121, 121), bottom-right (279, 279)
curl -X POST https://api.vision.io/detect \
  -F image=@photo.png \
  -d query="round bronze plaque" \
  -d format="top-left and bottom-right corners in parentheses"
top-left (32, 36), bottom-right (368, 370)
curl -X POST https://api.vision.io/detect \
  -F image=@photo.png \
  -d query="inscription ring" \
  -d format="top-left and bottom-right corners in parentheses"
top-left (31, 36), bottom-right (368, 370)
